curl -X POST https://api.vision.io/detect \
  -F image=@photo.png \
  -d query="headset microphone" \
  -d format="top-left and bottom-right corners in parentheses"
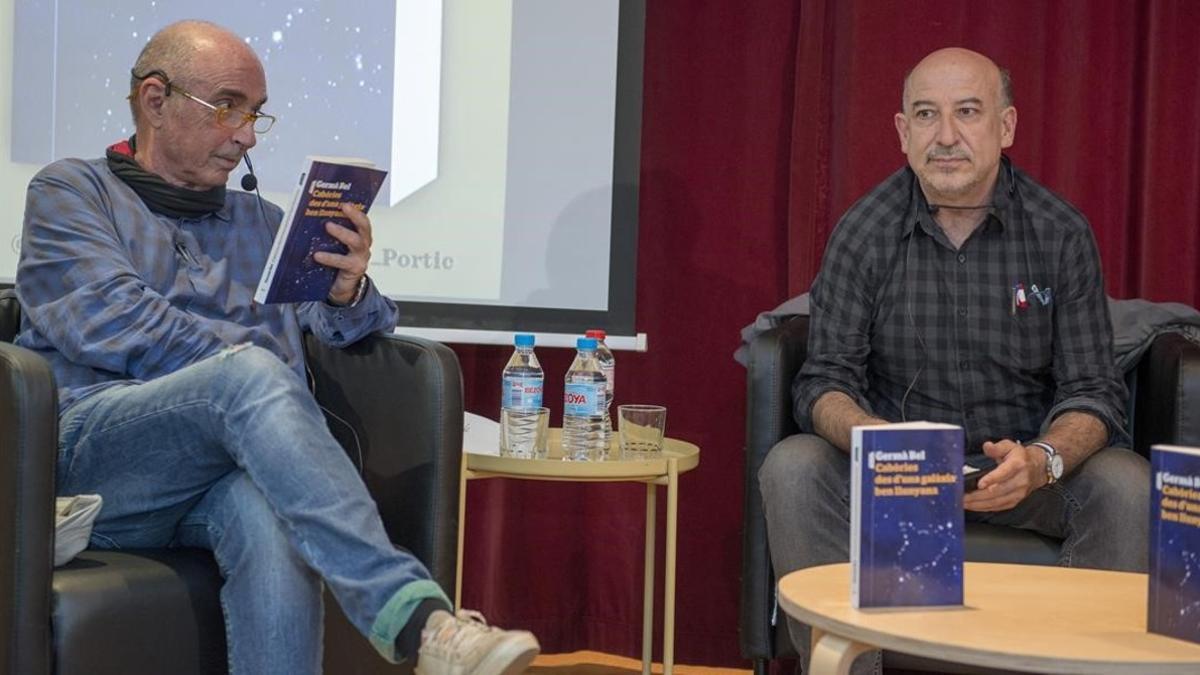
top-left (240, 153), bottom-right (258, 191)
top-left (240, 152), bottom-right (272, 237)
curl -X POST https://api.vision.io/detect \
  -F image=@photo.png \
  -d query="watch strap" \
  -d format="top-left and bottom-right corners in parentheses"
top-left (331, 275), bottom-right (369, 308)
top-left (347, 275), bottom-right (369, 308)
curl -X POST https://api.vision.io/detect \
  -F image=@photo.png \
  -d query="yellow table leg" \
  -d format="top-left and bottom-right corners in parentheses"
top-left (808, 633), bottom-right (873, 675)
top-left (455, 460), bottom-right (467, 609)
top-left (642, 482), bottom-right (656, 675)
top-left (663, 458), bottom-right (679, 675)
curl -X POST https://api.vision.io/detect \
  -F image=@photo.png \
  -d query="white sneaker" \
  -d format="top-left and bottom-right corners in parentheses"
top-left (415, 609), bottom-right (540, 675)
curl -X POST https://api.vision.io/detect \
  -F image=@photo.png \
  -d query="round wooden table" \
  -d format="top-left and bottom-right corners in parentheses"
top-left (456, 430), bottom-right (700, 675)
top-left (777, 562), bottom-right (1200, 674)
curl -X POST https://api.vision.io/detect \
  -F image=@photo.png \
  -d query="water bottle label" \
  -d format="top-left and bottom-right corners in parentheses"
top-left (502, 375), bottom-right (543, 408)
top-left (564, 382), bottom-right (605, 416)
top-left (600, 363), bottom-right (615, 394)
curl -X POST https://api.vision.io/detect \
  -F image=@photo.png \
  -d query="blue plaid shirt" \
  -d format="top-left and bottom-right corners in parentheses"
top-left (15, 157), bottom-right (399, 412)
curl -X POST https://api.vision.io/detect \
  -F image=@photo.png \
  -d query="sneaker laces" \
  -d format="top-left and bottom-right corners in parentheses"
top-left (423, 609), bottom-right (495, 658)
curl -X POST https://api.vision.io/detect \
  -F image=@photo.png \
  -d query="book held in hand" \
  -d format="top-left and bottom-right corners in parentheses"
top-left (1148, 444), bottom-right (1200, 644)
top-left (254, 156), bottom-right (388, 304)
top-left (851, 421), bottom-right (964, 608)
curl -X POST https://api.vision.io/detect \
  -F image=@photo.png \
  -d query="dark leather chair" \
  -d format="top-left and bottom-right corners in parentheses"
top-left (0, 288), bottom-right (464, 675)
top-left (739, 314), bottom-right (1200, 674)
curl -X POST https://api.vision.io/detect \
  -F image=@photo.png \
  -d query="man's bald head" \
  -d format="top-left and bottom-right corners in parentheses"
top-left (892, 47), bottom-right (1017, 207)
top-left (128, 20), bottom-right (259, 125)
top-left (901, 48), bottom-right (1013, 113)
top-left (125, 20), bottom-right (268, 190)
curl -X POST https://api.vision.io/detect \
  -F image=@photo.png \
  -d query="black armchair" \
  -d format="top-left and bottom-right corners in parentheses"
top-left (0, 288), bottom-right (464, 675)
top-left (739, 315), bottom-right (1200, 674)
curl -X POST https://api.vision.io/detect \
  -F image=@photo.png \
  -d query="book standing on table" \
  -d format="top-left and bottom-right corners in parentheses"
top-left (1149, 444), bottom-right (1200, 645)
top-left (851, 422), bottom-right (964, 609)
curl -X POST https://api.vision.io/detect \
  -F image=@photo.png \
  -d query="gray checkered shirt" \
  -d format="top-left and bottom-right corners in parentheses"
top-left (793, 159), bottom-right (1127, 453)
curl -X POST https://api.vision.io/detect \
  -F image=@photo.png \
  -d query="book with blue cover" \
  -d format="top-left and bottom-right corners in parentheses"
top-left (254, 156), bottom-right (388, 304)
top-left (1148, 444), bottom-right (1200, 644)
top-left (851, 421), bottom-right (965, 608)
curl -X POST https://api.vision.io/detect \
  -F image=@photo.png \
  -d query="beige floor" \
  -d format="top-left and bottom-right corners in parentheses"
top-left (530, 651), bottom-right (751, 674)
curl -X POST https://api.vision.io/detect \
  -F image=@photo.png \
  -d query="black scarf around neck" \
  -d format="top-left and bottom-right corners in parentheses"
top-left (106, 136), bottom-right (226, 218)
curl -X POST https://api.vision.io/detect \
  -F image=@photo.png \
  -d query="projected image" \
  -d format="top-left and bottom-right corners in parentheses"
top-left (6, 0), bottom-right (625, 321)
top-left (11, 0), bottom-right (438, 205)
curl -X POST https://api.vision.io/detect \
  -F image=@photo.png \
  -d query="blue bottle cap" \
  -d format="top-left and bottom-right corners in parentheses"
top-left (514, 333), bottom-right (535, 347)
top-left (577, 337), bottom-right (598, 351)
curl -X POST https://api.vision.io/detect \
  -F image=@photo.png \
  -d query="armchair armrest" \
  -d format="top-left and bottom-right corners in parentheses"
top-left (745, 317), bottom-right (809, 462)
top-left (1132, 331), bottom-right (1200, 456)
top-left (303, 332), bottom-right (464, 593)
top-left (0, 341), bottom-right (57, 675)
top-left (739, 315), bottom-right (808, 659)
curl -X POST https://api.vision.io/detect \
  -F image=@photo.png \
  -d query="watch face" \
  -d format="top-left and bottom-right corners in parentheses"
top-left (1050, 454), bottom-right (1064, 479)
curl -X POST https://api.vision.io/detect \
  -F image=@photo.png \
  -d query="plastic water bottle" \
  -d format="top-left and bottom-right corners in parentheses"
top-left (586, 329), bottom-right (615, 451)
top-left (562, 337), bottom-right (607, 461)
top-left (501, 334), bottom-right (543, 410)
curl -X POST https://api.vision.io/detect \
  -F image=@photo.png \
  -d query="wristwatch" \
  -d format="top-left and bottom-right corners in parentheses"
top-left (1029, 441), bottom-right (1064, 486)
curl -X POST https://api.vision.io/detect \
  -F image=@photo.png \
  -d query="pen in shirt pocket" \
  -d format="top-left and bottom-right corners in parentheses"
top-left (1011, 282), bottom-right (1029, 315)
top-left (174, 240), bottom-right (200, 266)
top-left (1030, 284), bottom-right (1052, 306)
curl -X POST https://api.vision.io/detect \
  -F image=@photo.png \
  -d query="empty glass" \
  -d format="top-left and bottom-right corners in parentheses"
top-left (500, 406), bottom-right (550, 459)
top-left (618, 404), bottom-right (667, 458)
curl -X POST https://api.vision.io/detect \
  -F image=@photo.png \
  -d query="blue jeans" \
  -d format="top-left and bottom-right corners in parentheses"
top-left (56, 344), bottom-right (449, 675)
top-left (759, 433), bottom-right (1149, 674)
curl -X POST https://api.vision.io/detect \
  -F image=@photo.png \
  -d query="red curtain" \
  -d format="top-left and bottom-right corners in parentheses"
top-left (455, 1), bottom-right (1200, 668)
top-left (455, 2), bottom-right (799, 667)
top-left (790, 0), bottom-right (1200, 300)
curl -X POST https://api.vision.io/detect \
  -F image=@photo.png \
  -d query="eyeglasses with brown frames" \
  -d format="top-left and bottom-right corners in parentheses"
top-left (130, 69), bottom-right (276, 134)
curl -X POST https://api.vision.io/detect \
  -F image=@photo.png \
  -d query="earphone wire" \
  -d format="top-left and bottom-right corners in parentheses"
top-left (902, 157), bottom-right (1021, 440)
top-left (900, 230), bottom-right (927, 422)
top-left (305, 363), bottom-right (366, 476)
